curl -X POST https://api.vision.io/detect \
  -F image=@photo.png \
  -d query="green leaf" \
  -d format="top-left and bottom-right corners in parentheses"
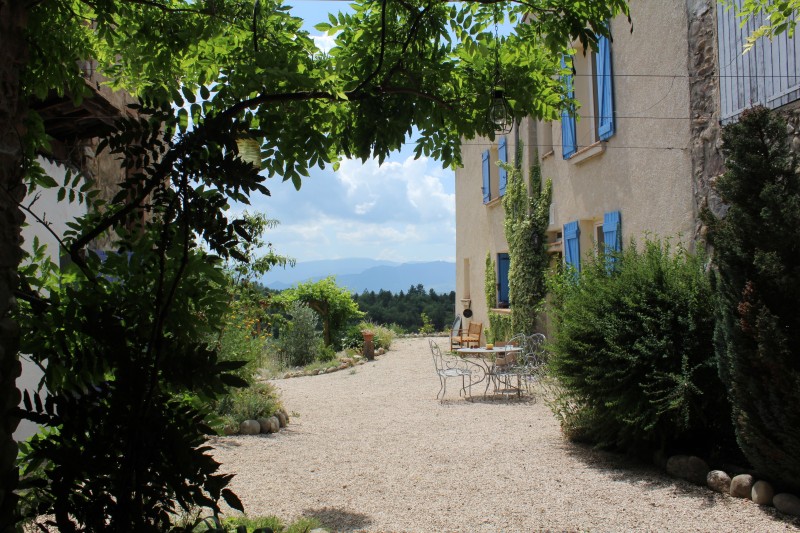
top-left (222, 489), bottom-right (244, 512)
top-left (181, 85), bottom-right (196, 104)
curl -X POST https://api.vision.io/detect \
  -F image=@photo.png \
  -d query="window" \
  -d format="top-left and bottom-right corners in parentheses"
top-left (563, 221), bottom-right (581, 272)
top-left (497, 253), bottom-right (510, 307)
top-left (717, 3), bottom-right (800, 124)
top-left (594, 221), bottom-right (605, 254)
top-left (561, 33), bottom-right (615, 159)
top-left (481, 149), bottom-right (491, 203)
top-left (482, 137), bottom-right (509, 203)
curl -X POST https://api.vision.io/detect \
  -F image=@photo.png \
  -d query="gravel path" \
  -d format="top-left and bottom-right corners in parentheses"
top-left (211, 336), bottom-right (800, 532)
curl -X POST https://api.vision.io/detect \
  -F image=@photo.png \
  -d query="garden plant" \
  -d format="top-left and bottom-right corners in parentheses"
top-left (547, 238), bottom-right (738, 460)
top-left (704, 106), bottom-right (800, 490)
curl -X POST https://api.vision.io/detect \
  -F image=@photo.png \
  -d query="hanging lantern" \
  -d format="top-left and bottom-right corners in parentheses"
top-left (236, 137), bottom-right (262, 168)
top-left (489, 88), bottom-right (513, 134)
top-left (488, 6), bottom-right (513, 135)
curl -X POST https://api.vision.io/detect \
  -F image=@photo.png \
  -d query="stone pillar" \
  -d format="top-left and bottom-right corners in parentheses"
top-left (685, 0), bottom-right (726, 244)
top-left (0, 2), bottom-right (28, 529)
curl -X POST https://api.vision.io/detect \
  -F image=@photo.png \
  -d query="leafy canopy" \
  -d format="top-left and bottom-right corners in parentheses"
top-left (25, 0), bottom-right (630, 179)
top-left (722, 0), bottom-right (799, 51)
top-left (12, 0), bottom-right (632, 528)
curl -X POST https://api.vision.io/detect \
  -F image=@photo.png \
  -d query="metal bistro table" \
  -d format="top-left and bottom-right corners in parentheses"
top-left (456, 345), bottom-right (523, 400)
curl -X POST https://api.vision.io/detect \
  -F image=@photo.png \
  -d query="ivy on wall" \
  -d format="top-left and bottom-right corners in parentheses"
top-left (487, 311), bottom-right (513, 343)
top-left (484, 251), bottom-right (496, 312)
top-left (501, 147), bottom-right (553, 335)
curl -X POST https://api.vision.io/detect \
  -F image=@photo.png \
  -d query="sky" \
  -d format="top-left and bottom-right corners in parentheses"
top-left (237, 1), bottom-right (457, 264)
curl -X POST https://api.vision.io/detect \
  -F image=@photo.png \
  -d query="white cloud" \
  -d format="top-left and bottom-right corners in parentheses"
top-left (236, 150), bottom-right (455, 263)
top-left (312, 33), bottom-right (337, 53)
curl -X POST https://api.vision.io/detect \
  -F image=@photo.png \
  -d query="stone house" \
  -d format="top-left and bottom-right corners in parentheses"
top-left (15, 60), bottom-right (138, 440)
top-left (454, 0), bottom-right (800, 340)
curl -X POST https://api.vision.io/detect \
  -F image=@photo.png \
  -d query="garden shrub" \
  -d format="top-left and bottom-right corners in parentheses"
top-left (419, 312), bottom-right (435, 334)
top-left (277, 277), bottom-right (364, 348)
top-left (704, 106), bottom-right (800, 489)
top-left (215, 383), bottom-right (281, 425)
top-left (371, 322), bottom-right (395, 350)
top-left (342, 321), bottom-right (395, 352)
top-left (216, 300), bottom-right (270, 385)
top-left (278, 301), bottom-right (322, 367)
top-left (548, 238), bottom-right (737, 458)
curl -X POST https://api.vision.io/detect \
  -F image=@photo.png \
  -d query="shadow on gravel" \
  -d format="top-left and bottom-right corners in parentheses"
top-left (302, 507), bottom-right (372, 531)
top-left (757, 504), bottom-right (800, 528)
top-left (562, 442), bottom-right (722, 505)
top-left (462, 394), bottom-right (539, 405)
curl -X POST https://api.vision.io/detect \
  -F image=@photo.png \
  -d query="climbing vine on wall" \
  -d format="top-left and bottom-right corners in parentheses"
top-left (484, 251), bottom-right (496, 312)
top-left (501, 148), bottom-right (552, 335)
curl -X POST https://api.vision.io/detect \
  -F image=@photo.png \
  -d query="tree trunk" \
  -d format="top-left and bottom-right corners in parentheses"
top-left (0, 2), bottom-right (28, 529)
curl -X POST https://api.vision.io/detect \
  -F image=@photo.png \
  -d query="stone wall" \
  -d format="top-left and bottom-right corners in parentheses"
top-left (786, 110), bottom-right (800, 155)
top-left (686, 1), bottom-right (800, 240)
top-left (685, 0), bottom-right (726, 241)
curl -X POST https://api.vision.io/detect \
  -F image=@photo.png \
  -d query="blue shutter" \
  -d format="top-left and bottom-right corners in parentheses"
top-left (602, 211), bottom-right (621, 252)
top-left (603, 211), bottom-right (621, 271)
top-left (498, 253), bottom-right (510, 305)
top-left (561, 56), bottom-right (577, 159)
top-left (563, 221), bottom-right (581, 273)
top-left (498, 136), bottom-right (508, 196)
top-left (481, 149), bottom-right (491, 204)
top-left (597, 34), bottom-right (615, 140)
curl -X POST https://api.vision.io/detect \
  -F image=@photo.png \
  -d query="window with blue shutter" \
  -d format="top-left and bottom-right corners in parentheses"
top-left (597, 34), bottom-right (615, 141)
top-left (602, 211), bottom-right (621, 253)
top-left (561, 56), bottom-right (577, 159)
top-left (482, 149), bottom-right (491, 204)
top-left (498, 136), bottom-right (508, 196)
top-left (497, 253), bottom-right (510, 305)
top-left (563, 221), bottom-right (581, 273)
top-left (602, 211), bottom-right (621, 271)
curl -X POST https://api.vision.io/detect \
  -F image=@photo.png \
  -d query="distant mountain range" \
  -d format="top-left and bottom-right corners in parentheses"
top-left (260, 258), bottom-right (455, 294)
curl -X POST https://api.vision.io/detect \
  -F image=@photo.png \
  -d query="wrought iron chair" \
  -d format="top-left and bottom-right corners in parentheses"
top-left (516, 333), bottom-right (547, 394)
top-left (488, 341), bottom-right (523, 400)
top-left (430, 339), bottom-right (475, 401)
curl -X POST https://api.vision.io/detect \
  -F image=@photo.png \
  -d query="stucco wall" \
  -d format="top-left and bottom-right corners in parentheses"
top-left (542, 3), bottom-right (696, 254)
top-left (455, 2), bottom-right (699, 334)
top-left (15, 158), bottom-right (89, 441)
top-left (454, 123), bottom-right (536, 331)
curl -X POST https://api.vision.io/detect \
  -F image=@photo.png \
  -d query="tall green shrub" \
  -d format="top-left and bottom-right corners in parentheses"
top-left (501, 152), bottom-right (552, 335)
top-left (704, 106), bottom-right (800, 488)
top-left (278, 301), bottom-right (322, 367)
top-left (485, 252), bottom-right (496, 310)
top-left (548, 239), bottom-right (735, 457)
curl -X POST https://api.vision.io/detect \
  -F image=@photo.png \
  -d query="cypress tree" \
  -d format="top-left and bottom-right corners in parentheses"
top-left (705, 106), bottom-right (800, 488)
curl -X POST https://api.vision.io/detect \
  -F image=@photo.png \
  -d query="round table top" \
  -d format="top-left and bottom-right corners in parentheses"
top-left (456, 346), bottom-right (522, 354)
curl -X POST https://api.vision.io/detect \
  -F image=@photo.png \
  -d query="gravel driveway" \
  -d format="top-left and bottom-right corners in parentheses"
top-left (211, 336), bottom-right (800, 532)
